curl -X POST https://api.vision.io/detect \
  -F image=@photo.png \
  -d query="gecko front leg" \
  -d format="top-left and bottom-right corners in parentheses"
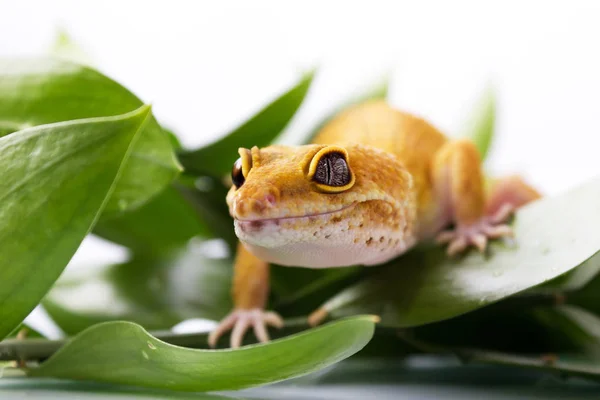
top-left (208, 242), bottom-right (283, 348)
top-left (432, 139), bottom-right (541, 256)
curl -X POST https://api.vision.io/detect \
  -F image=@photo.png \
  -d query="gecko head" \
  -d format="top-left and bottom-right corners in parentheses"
top-left (226, 143), bottom-right (417, 268)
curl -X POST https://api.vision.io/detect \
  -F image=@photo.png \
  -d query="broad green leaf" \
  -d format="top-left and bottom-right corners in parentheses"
top-left (178, 71), bottom-right (315, 176)
top-left (175, 175), bottom-right (238, 250)
top-left (93, 184), bottom-right (213, 255)
top-left (43, 243), bottom-right (234, 336)
top-left (0, 106), bottom-right (152, 340)
top-left (0, 58), bottom-right (181, 217)
top-left (567, 270), bottom-right (600, 316)
top-left (411, 302), bottom-right (600, 355)
top-left (315, 177), bottom-right (600, 328)
top-left (531, 305), bottom-right (600, 356)
top-left (28, 316), bottom-right (376, 392)
top-left (272, 266), bottom-right (364, 317)
top-left (534, 251), bottom-right (600, 292)
top-left (462, 87), bottom-right (495, 161)
top-left (300, 73), bottom-right (389, 145)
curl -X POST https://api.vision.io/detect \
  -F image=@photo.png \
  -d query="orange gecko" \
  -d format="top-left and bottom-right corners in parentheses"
top-left (208, 100), bottom-right (541, 348)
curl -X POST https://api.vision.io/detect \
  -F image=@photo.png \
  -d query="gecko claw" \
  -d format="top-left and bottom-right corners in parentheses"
top-left (489, 203), bottom-right (515, 224)
top-left (472, 233), bottom-right (488, 253)
top-left (208, 308), bottom-right (284, 349)
top-left (446, 236), bottom-right (468, 256)
top-left (435, 230), bottom-right (456, 244)
top-left (437, 211), bottom-right (515, 257)
top-left (482, 224), bottom-right (514, 238)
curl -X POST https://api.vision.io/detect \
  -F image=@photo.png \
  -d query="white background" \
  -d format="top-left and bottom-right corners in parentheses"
top-left (1, 0), bottom-right (599, 336)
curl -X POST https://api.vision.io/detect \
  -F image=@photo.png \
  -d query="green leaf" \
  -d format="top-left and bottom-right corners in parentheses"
top-left (300, 73), bottom-right (389, 145)
top-left (175, 175), bottom-right (238, 250)
top-left (535, 252), bottom-right (600, 292)
top-left (0, 105), bottom-right (152, 340)
top-left (272, 266), bottom-right (364, 317)
top-left (93, 184), bottom-right (213, 255)
top-left (411, 302), bottom-right (600, 355)
top-left (462, 87), bottom-right (495, 161)
top-left (28, 316), bottom-right (376, 392)
top-left (315, 177), bottom-right (600, 328)
top-left (530, 305), bottom-right (600, 356)
top-left (178, 71), bottom-right (315, 176)
top-left (566, 270), bottom-right (600, 316)
top-left (0, 58), bottom-right (181, 217)
top-left (43, 242), bottom-right (234, 335)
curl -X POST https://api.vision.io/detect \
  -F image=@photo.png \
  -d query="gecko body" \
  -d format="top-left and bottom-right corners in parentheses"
top-left (209, 100), bottom-right (541, 348)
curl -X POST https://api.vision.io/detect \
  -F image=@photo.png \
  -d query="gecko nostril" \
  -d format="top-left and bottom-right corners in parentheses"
top-left (264, 194), bottom-right (276, 206)
top-left (235, 198), bottom-right (266, 216)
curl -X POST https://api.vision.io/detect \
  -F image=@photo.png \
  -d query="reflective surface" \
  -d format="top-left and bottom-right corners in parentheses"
top-left (2, 357), bottom-right (600, 399)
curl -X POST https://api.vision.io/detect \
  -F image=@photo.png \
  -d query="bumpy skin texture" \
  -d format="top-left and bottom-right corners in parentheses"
top-left (208, 100), bottom-right (542, 348)
top-left (230, 143), bottom-right (417, 268)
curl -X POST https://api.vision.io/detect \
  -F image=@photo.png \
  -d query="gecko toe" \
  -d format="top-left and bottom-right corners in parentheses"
top-left (483, 224), bottom-right (513, 238)
top-left (208, 312), bottom-right (238, 348)
top-left (252, 319), bottom-right (271, 343)
top-left (230, 317), bottom-right (251, 349)
top-left (209, 308), bottom-right (284, 349)
top-left (472, 233), bottom-right (488, 253)
top-left (447, 237), bottom-right (468, 256)
top-left (490, 203), bottom-right (515, 224)
top-left (264, 311), bottom-right (284, 328)
top-left (436, 230), bottom-right (457, 244)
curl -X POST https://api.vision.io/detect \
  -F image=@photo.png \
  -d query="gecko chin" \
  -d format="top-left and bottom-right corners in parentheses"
top-left (233, 202), bottom-right (415, 268)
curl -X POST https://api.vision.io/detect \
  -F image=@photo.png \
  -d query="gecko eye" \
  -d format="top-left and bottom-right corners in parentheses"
top-left (313, 152), bottom-right (351, 187)
top-left (232, 148), bottom-right (253, 189)
top-left (231, 158), bottom-right (245, 188)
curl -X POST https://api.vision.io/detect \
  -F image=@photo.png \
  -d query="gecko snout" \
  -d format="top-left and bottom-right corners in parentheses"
top-left (232, 185), bottom-right (280, 218)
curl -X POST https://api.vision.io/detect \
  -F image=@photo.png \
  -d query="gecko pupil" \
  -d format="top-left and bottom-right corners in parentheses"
top-left (314, 152), bottom-right (350, 187)
top-left (231, 158), bottom-right (245, 188)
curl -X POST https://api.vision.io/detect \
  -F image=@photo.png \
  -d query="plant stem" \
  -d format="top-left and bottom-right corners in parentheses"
top-left (0, 338), bottom-right (63, 362)
top-left (0, 317), bottom-right (311, 362)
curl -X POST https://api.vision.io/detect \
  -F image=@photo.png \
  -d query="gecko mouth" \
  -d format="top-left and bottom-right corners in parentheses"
top-left (234, 202), bottom-right (357, 228)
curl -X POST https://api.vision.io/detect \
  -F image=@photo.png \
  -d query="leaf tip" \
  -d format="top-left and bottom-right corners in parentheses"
top-left (129, 103), bottom-right (153, 123)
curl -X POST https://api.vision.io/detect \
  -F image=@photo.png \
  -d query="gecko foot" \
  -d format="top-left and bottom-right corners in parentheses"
top-left (436, 204), bottom-right (515, 256)
top-left (208, 308), bottom-right (284, 349)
